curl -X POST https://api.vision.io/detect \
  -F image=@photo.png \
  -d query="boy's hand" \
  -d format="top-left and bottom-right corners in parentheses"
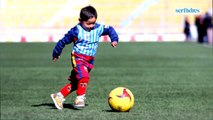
top-left (53, 58), bottom-right (58, 62)
top-left (52, 52), bottom-right (60, 62)
top-left (52, 56), bottom-right (60, 62)
top-left (111, 41), bottom-right (118, 48)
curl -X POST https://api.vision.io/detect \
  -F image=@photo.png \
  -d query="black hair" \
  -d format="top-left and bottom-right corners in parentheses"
top-left (80, 5), bottom-right (97, 21)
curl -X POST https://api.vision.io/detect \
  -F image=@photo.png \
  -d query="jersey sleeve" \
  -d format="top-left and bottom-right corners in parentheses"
top-left (52, 26), bottom-right (78, 58)
top-left (101, 25), bottom-right (119, 42)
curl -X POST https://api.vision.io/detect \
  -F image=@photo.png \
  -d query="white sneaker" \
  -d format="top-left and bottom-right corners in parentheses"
top-left (74, 94), bottom-right (86, 109)
top-left (51, 92), bottom-right (65, 110)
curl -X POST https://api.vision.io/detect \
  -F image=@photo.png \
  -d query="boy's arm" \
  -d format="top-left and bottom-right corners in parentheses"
top-left (52, 27), bottom-right (78, 61)
top-left (101, 25), bottom-right (119, 47)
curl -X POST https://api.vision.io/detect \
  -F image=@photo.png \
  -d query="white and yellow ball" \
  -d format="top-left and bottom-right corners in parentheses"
top-left (108, 87), bottom-right (134, 112)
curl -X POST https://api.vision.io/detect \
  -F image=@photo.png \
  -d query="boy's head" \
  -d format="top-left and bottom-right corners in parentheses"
top-left (79, 5), bottom-right (97, 31)
top-left (80, 5), bottom-right (97, 21)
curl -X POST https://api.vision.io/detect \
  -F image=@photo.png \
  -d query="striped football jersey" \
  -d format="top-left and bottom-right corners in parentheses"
top-left (52, 23), bottom-right (118, 58)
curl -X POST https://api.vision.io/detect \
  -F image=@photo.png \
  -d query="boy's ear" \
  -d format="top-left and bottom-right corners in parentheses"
top-left (79, 18), bottom-right (82, 22)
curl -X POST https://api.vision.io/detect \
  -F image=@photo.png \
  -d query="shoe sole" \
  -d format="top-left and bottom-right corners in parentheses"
top-left (73, 104), bottom-right (85, 109)
top-left (50, 94), bottom-right (63, 110)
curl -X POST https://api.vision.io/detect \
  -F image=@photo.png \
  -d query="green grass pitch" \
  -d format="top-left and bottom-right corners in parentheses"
top-left (0, 42), bottom-right (213, 120)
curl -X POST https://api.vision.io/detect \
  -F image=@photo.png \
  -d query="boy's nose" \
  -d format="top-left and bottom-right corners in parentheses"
top-left (89, 25), bottom-right (94, 29)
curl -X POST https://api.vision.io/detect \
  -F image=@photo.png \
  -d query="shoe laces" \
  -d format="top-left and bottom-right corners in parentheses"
top-left (76, 95), bottom-right (86, 101)
top-left (57, 93), bottom-right (65, 102)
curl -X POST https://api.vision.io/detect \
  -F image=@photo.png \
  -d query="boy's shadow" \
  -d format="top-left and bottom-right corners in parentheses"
top-left (31, 103), bottom-right (86, 110)
top-left (32, 103), bottom-right (123, 112)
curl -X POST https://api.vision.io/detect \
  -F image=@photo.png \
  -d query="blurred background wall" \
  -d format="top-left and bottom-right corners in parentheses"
top-left (0, 0), bottom-right (212, 42)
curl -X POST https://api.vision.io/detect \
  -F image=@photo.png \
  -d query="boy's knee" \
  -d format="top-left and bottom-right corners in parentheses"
top-left (76, 77), bottom-right (89, 95)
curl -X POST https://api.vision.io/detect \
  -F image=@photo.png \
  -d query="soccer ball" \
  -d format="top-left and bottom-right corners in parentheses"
top-left (108, 87), bottom-right (134, 112)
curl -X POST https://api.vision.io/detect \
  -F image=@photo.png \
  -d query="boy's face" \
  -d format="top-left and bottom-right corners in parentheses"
top-left (80, 17), bottom-right (97, 31)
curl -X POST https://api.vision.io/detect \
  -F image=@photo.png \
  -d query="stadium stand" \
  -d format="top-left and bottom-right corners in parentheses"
top-left (0, 0), bottom-right (211, 42)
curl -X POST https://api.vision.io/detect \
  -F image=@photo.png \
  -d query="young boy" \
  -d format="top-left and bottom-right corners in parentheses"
top-left (51, 5), bottom-right (119, 110)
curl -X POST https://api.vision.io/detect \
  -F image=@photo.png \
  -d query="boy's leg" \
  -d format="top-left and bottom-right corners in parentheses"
top-left (74, 65), bottom-right (90, 95)
top-left (59, 83), bottom-right (72, 97)
top-left (51, 83), bottom-right (72, 110)
top-left (72, 53), bottom-right (94, 109)
top-left (51, 92), bottom-right (65, 110)
top-left (74, 78), bottom-right (89, 109)
top-left (51, 71), bottom-right (78, 110)
top-left (68, 70), bottom-right (78, 92)
top-left (76, 77), bottom-right (89, 96)
top-left (73, 77), bottom-right (89, 109)
top-left (73, 65), bottom-right (90, 109)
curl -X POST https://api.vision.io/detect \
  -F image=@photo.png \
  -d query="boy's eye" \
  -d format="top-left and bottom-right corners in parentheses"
top-left (87, 22), bottom-right (95, 25)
